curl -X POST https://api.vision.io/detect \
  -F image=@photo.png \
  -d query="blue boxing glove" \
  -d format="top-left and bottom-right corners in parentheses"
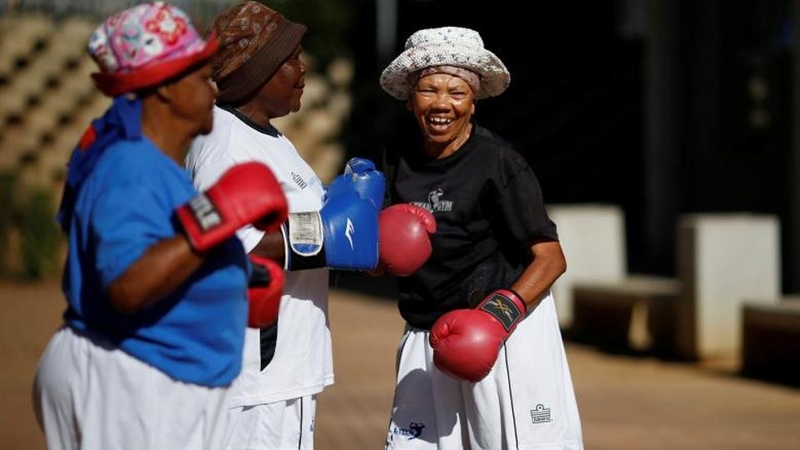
top-left (285, 158), bottom-right (385, 271)
top-left (328, 157), bottom-right (385, 207)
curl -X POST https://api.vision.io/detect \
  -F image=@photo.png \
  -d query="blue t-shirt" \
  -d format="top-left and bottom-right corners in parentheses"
top-left (62, 138), bottom-right (249, 387)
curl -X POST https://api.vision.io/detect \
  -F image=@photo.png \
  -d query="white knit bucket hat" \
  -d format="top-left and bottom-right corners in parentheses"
top-left (380, 26), bottom-right (510, 100)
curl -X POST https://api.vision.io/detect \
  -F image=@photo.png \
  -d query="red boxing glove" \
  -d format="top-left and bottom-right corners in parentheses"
top-left (379, 204), bottom-right (436, 276)
top-left (247, 255), bottom-right (285, 328)
top-left (177, 162), bottom-right (288, 253)
top-left (429, 289), bottom-right (527, 382)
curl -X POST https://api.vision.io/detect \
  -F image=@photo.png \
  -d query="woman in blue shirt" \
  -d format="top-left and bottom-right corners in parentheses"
top-left (32, 3), bottom-right (287, 449)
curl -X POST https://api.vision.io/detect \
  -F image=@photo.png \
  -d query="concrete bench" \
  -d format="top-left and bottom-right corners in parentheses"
top-left (740, 298), bottom-right (800, 386)
top-left (571, 275), bottom-right (680, 355)
top-left (675, 214), bottom-right (781, 361)
top-left (547, 204), bottom-right (627, 329)
top-left (566, 213), bottom-right (781, 362)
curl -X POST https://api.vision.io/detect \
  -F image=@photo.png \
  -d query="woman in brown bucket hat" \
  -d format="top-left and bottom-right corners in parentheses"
top-left (186, 2), bottom-right (389, 448)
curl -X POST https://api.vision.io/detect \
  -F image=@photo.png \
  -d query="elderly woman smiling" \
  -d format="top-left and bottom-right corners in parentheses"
top-left (379, 27), bottom-right (585, 450)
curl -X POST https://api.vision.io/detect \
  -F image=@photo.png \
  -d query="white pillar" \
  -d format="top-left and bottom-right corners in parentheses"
top-left (547, 204), bottom-right (627, 328)
top-left (676, 213), bottom-right (781, 360)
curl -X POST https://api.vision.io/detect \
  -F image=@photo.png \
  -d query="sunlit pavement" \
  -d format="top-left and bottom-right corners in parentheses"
top-left (2, 281), bottom-right (798, 449)
top-left (320, 288), bottom-right (800, 450)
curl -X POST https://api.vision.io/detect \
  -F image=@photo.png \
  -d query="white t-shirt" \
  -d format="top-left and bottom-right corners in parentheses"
top-left (186, 105), bottom-right (333, 406)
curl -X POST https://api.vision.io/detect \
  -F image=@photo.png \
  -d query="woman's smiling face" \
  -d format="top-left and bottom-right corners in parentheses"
top-left (408, 73), bottom-right (476, 154)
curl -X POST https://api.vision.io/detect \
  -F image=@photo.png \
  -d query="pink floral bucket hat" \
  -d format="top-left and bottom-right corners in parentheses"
top-left (88, 1), bottom-right (218, 96)
top-left (380, 26), bottom-right (510, 100)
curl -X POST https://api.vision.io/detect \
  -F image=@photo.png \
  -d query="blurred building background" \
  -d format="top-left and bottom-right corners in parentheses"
top-left (0, 0), bottom-right (797, 295)
top-left (345, 0), bottom-right (799, 296)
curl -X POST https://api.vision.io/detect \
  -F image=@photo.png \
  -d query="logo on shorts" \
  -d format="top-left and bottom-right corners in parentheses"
top-left (391, 421), bottom-right (425, 440)
top-left (530, 404), bottom-right (552, 424)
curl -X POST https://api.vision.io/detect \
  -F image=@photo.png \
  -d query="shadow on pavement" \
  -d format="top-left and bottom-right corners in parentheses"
top-left (329, 271), bottom-right (398, 301)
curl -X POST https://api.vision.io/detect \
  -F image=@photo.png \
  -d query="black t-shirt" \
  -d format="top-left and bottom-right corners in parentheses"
top-left (381, 122), bottom-right (559, 329)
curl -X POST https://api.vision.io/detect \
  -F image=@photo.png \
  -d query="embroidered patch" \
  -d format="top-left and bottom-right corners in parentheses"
top-left (530, 404), bottom-right (552, 424)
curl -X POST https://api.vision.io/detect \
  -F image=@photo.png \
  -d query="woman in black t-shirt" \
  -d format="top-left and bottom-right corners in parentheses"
top-left (379, 26), bottom-right (585, 450)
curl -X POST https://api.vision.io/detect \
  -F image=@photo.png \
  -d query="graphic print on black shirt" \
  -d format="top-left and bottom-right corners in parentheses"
top-left (381, 123), bottom-right (559, 329)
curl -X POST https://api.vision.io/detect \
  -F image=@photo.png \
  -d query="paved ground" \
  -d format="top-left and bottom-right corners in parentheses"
top-left (2, 279), bottom-right (799, 449)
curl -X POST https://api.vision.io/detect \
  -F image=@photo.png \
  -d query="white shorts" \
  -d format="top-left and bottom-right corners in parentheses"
top-left (386, 294), bottom-right (584, 450)
top-left (33, 326), bottom-right (232, 450)
top-left (225, 394), bottom-right (317, 449)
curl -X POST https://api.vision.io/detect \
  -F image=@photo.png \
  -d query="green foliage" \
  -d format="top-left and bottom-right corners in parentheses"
top-left (266, 0), bottom-right (355, 69)
top-left (19, 187), bottom-right (61, 279)
top-left (0, 171), bottom-right (18, 276)
top-left (0, 172), bottom-right (61, 279)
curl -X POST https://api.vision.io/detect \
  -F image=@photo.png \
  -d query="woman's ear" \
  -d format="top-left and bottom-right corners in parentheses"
top-left (155, 83), bottom-right (173, 102)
